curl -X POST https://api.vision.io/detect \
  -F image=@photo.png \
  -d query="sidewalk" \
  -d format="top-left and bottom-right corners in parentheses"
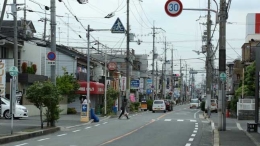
top-left (209, 112), bottom-right (260, 146)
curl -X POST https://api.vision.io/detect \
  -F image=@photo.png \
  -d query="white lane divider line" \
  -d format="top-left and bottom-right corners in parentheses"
top-left (15, 143), bottom-right (28, 146)
top-left (195, 125), bottom-right (198, 127)
top-left (190, 120), bottom-right (197, 122)
top-left (191, 134), bottom-right (196, 137)
top-left (195, 128), bottom-right (198, 130)
top-left (189, 138), bottom-right (194, 141)
top-left (72, 130), bottom-right (81, 133)
top-left (177, 119), bottom-right (184, 122)
top-left (185, 143), bottom-right (191, 146)
top-left (211, 121), bottom-right (215, 130)
top-left (57, 133), bottom-right (67, 137)
top-left (194, 109), bottom-right (200, 119)
top-left (193, 130), bottom-right (198, 133)
top-left (38, 138), bottom-right (50, 141)
top-left (195, 122), bottom-right (198, 125)
top-left (103, 122), bottom-right (108, 124)
top-left (85, 126), bottom-right (91, 129)
top-left (236, 122), bottom-right (243, 130)
top-left (164, 119), bottom-right (172, 121)
top-left (95, 124), bottom-right (100, 127)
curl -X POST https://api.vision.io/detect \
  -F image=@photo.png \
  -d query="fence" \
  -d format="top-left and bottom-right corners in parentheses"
top-left (237, 99), bottom-right (255, 116)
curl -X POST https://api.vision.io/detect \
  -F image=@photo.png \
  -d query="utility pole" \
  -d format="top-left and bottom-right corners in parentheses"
top-left (185, 63), bottom-right (187, 101)
top-left (164, 37), bottom-right (167, 99)
top-left (13, 0), bottom-right (18, 68)
top-left (218, 0), bottom-right (227, 131)
top-left (86, 25), bottom-right (90, 121)
top-left (180, 58), bottom-right (182, 103)
top-left (43, 14), bottom-right (47, 41)
top-left (126, 0), bottom-right (130, 102)
top-left (0, 0), bottom-right (8, 29)
top-left (50, 0), bottom-right (56, 85)
top-left (171, 49), bottom-right (174, 100)
top-left (206, 0), bottom-right (212, 117)
top-left (23, 0), bottom-right (27, 39)
top-left (152, 24), bottom-right (155, 100)
top-left (104, 50), bottom-right (107, 115)
top-left (155, 61), bottom-right (158, 99)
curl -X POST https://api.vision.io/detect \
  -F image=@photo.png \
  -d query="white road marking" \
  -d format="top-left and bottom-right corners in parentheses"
top-left (164, 119), bottom-right (172, 121)
top-left (72, 130), bottom-right (81, 132)
top-left (15, 143), bottom-right (28, 146)
top-left (57, 134), bottom-right (67, 137)
top-left (85, 126), bottom-right (91, 129)
top-left (38, 138), bottom-right (50, 141)
top-left (190, 120), bottom-right (197, 122)
top-left (103, 122), bottom-right (108, 124)
top-left (195, 125), bottom-right (198, 127)
top-left (211, 121), bottom-right (215, 130)
top-left (133, 115), bottom-right (136, 116)
top-left (189, 138), bottom-right (194, 141)
top-left (95, 124), bottom-right (100, 127)
top-left (185, 143), bottom-right (191, 146)
top-left (193, 130), bottom-right (197, 133)
top-left (202, 120), bottom-right (209, 123)
top-left (191, 134), bottom-right (196, 137)
top-left (195, 123), bottom-right (198, 125)
top-left (195, 128), bottom-right (198, 130)
top-left (184, 108), bottom-right (187, 109)
top-left (236, 122), bottom-right (243, 130)
top-left (177, 119), bottom-right (184, 121)
top-left (194, 109), bottom-right (200, 119)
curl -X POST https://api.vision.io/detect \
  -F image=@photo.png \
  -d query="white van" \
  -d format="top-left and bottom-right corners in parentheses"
top-left (152, 100), bottom-right (166, 113)
top-left (190, 98), bottom-right (200, 109)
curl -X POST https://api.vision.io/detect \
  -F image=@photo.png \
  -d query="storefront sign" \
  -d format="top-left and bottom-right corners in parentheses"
top-left (0, 60), bottom-right (6, 96)
top-left (107, 62), bottom-right (117, 71)
top-left (120, 76), bottom-right (126, 91)
top-left (76, 81), bottom-right (105, 94)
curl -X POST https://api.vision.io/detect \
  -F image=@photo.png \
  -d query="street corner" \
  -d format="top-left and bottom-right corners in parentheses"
top-left (0, 126), bottom-right (60, 145)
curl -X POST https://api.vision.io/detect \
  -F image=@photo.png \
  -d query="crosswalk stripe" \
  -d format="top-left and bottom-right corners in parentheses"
top-left (177, 119), bottom-right (184, 121)
top-left (164, 119), bottom-right (172, 121)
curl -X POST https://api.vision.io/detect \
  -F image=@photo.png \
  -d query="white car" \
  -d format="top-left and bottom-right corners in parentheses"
top-left (1, 97), bottom-right (28, 119)
top-left (152, 100), bottom-right (166, 113)
top-left (190, 98), bottom-right (200, 109)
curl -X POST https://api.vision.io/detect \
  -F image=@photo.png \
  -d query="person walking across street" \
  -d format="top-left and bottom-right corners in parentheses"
top-left (118, 101), bottom-right (129, 119)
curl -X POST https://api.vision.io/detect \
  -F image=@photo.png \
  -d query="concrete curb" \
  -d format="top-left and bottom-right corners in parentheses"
top-left (213, 129), bottom-right (220, 146)
top-left (0, 127), bottom-right (60, 145)
top-left (244, 131), bottom-right (260, 146)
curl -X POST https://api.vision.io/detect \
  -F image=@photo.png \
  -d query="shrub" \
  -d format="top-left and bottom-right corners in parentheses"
top-left (67, 108), bottom-right (77, 114)
top-left (21, 62), bottom-right (27, 73)
top-left (200, 101), bottom-right (205, 111)
top-left (147, 99), bottom-right (153, 111)
top-left (26, 67), bottom-right (35, 74)
top-left (32, 64), bottom-right (37, 74)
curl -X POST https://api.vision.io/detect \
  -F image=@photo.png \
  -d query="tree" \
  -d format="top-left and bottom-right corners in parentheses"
top-left (105, 87), bottom-right (119, 115)
top-left (56, 67), bottom-right (80, 103)
top-left (26, 81), bottom-right (62, 128)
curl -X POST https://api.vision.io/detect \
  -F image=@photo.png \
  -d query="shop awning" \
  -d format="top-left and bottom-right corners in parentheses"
top-left (76, 81), bottom-right (104, 95)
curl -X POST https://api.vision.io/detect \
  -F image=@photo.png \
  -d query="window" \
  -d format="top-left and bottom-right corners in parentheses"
top-left (154, 101), bottom-right (163, 104)
top-left (0, 46), bottom-right (7, 58)
top-left (237, 74), bottom-right (240, 80)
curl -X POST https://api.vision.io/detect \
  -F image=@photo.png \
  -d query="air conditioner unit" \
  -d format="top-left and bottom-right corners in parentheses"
top-left (201, 45), bottom-right (207, 53)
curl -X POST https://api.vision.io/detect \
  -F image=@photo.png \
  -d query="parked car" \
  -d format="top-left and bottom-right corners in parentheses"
top-left (152, 100), bottom-right (166, 113)
top-left (190, 98), bottom-right (200, 109)
top-left (1, 97), bottom-right (28, 119)
top-left (164, 100), bottom-right (173, 111)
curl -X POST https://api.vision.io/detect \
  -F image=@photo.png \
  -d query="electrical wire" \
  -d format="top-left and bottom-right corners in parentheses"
top-left (131, 0), bottom-right (151, 28)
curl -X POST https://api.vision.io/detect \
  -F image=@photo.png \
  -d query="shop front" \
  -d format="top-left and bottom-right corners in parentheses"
top-left (68, 81), bottom-right (104, 114)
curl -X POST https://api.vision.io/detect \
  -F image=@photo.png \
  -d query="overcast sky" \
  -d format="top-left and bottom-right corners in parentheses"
top-left (1, 0), bottom-right (259, 84)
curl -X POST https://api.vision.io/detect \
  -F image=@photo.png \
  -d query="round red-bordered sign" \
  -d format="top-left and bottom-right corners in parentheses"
top-left (47, 52), bottom-right (56, 61)
top-left (165, 0), bottom-right (183, 17)
top-left (107, 62), bottom-right (117, 71)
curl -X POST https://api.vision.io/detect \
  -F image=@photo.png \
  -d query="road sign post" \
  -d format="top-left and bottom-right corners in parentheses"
top-left (111, 18), bottom-right (125, 33)
top-left (9, 66), bottom-right (18, 135)
top-left (165, 0), bottom-right (183, 17)
top-left (47, 52), bottom-right (56, 65)
top-left (219, 72), bottom-right (226, 81)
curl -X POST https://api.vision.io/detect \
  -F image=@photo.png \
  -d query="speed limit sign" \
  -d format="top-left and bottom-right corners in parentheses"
top-left (165, 0), bottom-right (183, 17)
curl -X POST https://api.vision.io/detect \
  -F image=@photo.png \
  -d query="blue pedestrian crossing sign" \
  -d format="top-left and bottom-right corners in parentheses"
top-left (111, 18), bottom-right (125, 33)
top-left (82, 104), bottom-right (87, 112)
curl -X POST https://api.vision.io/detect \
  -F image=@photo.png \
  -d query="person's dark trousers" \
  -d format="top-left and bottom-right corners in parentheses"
top-left (119, 109), bottom-right (125, 119)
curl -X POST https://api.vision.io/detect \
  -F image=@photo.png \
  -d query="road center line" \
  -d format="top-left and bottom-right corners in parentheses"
top-left (99, 112), bottom-right (170, 146)
top-left (15, 143), bottom-right (28, 146)
top-left (189, 138), bottom-right (194, 141)
top-left (57, 133), bottom-right (67, 137)
top-left (193, 130), bottom-right (197, 133)
top-left (185, 143), bottom-right (191, 146)
top-left (195, 128), bottom-right (198, 130)
top-left (177, 119), bottom-right (184, 121)
top-left (236, 122), bottom-right (243, 130)
top-left (72, 130), bottom-right (81, 133)
top-left (38, 138), bottom-right (50, 141)
top-left (191, 134), bottom-right (196, 137)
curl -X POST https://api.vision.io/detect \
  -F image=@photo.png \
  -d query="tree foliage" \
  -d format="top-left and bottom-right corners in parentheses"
top-left (56, 67), bottom-right (80, 103)
top-left (26, 81), bottom-right (63, 127)
top-left (105, 87), bottom-right (119, 115)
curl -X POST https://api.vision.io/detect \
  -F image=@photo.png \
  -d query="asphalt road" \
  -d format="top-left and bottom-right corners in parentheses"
top-left (1, 104), bottom-right (213, 146)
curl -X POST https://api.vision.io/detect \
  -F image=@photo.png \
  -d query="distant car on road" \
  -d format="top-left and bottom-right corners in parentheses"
top-left (1, 97), bottom-right (28, 119)
top-left (190, 98), bottom-right (200, 109)
top-left (152, 100), bottom-right (166, 113)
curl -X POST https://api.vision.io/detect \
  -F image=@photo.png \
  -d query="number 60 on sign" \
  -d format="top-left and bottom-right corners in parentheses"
top-left (165, 0), bottom-right (183, 17)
